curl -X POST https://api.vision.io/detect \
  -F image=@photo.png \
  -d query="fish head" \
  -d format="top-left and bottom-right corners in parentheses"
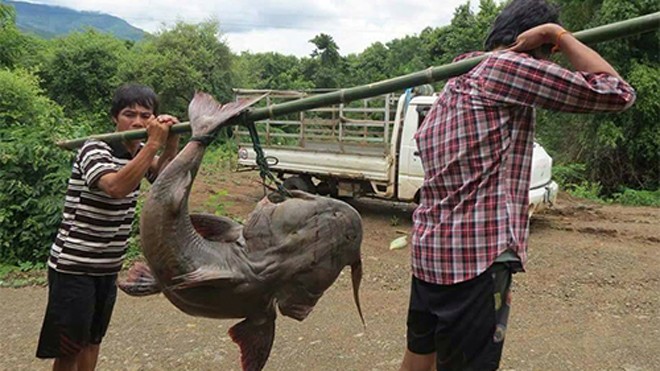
top-left (243, 190), bottom-right (364, 323)
top-left (245, 190), bottom-right (362, 264)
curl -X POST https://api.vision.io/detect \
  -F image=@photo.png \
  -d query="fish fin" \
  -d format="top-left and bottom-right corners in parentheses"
top-left (117, 262), bottom-right (162, 296)
top-left (228, 311), bottom-right (276, 371)
top-left (277, 298), bottom-right (317, 321)
top-left (190, 213), bottom-right (242, 243)
top-left (169, 266), bottom-right (236, 290)
top-left (351, 261), bottom-right (366, 328)
top-left (188, 92), bottom-right (267, 140)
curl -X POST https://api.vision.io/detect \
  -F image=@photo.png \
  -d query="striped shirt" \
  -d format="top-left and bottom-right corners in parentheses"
top-left (412, 51), bottom-right (636, 285)
top-left (48, 139), bottom-right (156, 275)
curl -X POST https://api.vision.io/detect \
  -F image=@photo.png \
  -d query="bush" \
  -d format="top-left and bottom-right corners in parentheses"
top-left (611, 188), bottom-right (660, 207)
top-left (0, 68), bottom-right (74, 265)
top-left (553, 163), bottom-right (588, 188)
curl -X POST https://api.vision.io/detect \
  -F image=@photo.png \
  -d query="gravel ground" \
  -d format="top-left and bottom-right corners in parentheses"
top-left (1, 170), bottom-right (658, 370)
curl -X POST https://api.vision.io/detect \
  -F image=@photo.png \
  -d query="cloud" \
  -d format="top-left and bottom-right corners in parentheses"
top-left (27, 0), bottom-right (484, 56)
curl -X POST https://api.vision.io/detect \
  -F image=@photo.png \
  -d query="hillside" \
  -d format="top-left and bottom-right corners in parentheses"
top-left (4, 0), bottom-right (146, 40)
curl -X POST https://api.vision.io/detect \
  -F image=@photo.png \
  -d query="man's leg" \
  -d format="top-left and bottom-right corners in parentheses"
top-left (38, 269), bottom-right (93, 370)
top-left (53, 355), bottom-right (77, 371)
top-left (77, 344), bottom-right (100, 371)
top-left (51, 343), bottom-right (99, 371)
top-left (432, 264), bottom-right (513, 370)
top-left (399, 349), bottom-right (435, 371)
top-left (400, 276), bottom-right (439, 371)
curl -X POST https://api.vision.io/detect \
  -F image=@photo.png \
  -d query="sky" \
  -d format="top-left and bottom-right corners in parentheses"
top-left (27, 0), bottom-right (486, 57)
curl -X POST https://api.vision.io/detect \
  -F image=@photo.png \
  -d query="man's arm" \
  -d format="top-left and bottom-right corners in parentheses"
top-left (150, 114), bottom-right (180, 176)
top-left (508, 23), bottom-right (621, 78)
top-left (482, 24), bottom-right (636, 113)
top-left (97, 117), bottom-right (171, 198)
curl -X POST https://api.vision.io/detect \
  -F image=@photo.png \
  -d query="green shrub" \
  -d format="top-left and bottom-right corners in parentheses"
top-left (0, 69), bottom-right (74, 265)
top-left (200, 141), bottom-right (238, 175)
top-left (567, 181), bottom-right (603, 202)
top-left (611, 188), bottom-right (660, 207)
top-left (553, 163), bottom-right (588, 188)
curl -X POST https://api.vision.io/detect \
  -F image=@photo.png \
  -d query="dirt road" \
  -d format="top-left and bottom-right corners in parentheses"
top-left (1, 170), bottom-right (658, 370)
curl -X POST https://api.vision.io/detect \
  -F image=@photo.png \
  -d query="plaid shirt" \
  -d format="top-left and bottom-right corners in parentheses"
top-left (412, 50), bottom-right (636, 285)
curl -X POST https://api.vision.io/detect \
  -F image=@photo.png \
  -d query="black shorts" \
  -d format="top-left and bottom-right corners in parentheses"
top-left (406, 263), bottom-right (512, 371)
top-left (36, 268), bottom-right (118, 359)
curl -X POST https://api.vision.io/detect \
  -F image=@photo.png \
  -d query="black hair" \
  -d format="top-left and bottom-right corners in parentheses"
top-left (484, 0), bottom-right (561, 51)
top-left (110, 83), bottom-right (159, 118)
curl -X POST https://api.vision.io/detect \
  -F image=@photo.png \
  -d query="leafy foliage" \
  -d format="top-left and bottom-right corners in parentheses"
top-left (0, 69), bottom-right (74, 265)
top-left (39, 29), bottom-right (128, 132)
top-left (0, 4), bottom-right (48, 70)
top-left (610, 188), bottom-right (660, 207)
top-left (233, 51), bottom-right (313, 90)
top-left (544, 0), bottom-right (660, 193)
top-left (118, 20), bottom-right (234, 119)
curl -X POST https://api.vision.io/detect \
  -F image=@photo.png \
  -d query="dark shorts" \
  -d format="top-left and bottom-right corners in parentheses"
top-left (36, 268), bottom-right (118, 359)
top-left (406, 263), bottom-right (513, 371)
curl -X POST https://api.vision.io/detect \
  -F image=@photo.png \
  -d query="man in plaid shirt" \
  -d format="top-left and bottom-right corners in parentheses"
top-left (399, 1), bottom-right (636, 370)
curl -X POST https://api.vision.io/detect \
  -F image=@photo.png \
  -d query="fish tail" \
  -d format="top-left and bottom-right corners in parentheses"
top-left (228, 311), bottom-right (276, 371)
top-left (188, 92), bottom-right (267, 143)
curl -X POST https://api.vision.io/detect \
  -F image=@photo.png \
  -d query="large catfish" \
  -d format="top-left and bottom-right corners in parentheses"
top-left (118, 92), bottom-right (364, 371)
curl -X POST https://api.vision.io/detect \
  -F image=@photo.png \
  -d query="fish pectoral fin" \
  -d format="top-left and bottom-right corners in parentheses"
top-left (190, 213), bottom-right (242, 243)
top-left (117, 262), bottom-right (162, 296)
top-left (169, 267), bottom-right (236, 291)
top-left (229, 311), bottom-right (276, 371)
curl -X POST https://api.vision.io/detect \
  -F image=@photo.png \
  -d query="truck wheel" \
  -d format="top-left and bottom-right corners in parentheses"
top-left (316, 181), bottom-right (338, 197)
top-left (282, 176), bottom-right (316, 194)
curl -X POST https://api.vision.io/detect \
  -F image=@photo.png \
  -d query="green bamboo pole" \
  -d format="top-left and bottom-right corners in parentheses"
top-left (58, 12), bottom-right (660, 150)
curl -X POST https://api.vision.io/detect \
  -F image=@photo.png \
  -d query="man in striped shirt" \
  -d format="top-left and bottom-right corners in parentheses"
top-left (36, 84), bottom-right (181, 370)
top-left (399, 1), bottom-right (636, 370)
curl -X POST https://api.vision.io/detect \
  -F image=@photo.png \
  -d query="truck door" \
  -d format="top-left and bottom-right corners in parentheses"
top-left (398, 103), bottom-right (430, 201)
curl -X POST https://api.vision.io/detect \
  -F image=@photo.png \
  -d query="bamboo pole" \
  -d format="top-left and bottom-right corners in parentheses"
top-left (57, 12), bottom-right (660, 150)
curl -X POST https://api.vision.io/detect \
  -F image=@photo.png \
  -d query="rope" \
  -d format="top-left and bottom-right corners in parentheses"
top-left (245, 122), bottom-right (292, 198)
top-left (189, 135), bottom-right (215, 146)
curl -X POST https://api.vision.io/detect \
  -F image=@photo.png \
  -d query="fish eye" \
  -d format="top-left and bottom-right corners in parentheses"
top-left (267, 192), bottom-right (287, 204)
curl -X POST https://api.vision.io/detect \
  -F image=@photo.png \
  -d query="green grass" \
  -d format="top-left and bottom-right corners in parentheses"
top-left (0, 262), bottom-right (47, 288)
top-left (553, 163), bottom-right (659, 207)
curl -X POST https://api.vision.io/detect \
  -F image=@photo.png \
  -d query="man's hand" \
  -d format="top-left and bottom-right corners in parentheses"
top-left (507, 23), bottom-right (564, 53)
top-left (156, 114), bottom-right (179, 127)
top-left (150, 114), bottom-right (181, 176)
top-left (145, 115), bottom-right (173, 150)
top-left (508, 22), bottom-right (621, 78)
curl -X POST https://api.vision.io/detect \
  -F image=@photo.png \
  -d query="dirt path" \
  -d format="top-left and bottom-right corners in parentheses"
top-left (1, 170), bottom-right (658, 370)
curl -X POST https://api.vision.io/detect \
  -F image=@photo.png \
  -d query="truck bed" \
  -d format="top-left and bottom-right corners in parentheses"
top-left (238, 143), bottom-right (392, 181)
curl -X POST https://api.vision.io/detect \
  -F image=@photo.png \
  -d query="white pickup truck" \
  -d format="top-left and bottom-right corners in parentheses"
top-left (236, 89), bottom-right (558, 216)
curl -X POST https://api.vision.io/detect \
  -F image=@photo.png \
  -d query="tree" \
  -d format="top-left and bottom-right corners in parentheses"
top-left (310, 33), bottom-right (342, 65)
top-left (0, 69), bottom-right (74, 264)
top-left (539, 0), bottom-right (660, 192)
top-left (305, 33), bottom-right (346, 88)
top-left (39, 29), bottom-right (128, 131)
top-left (0, 3), bottom-right (52, 71)
top-left (119, 20), bottom-right (234, 118)
top-left (233, 52), bottom-right (312, 90)
top-left (346, 42), bottom-right (390, 85)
